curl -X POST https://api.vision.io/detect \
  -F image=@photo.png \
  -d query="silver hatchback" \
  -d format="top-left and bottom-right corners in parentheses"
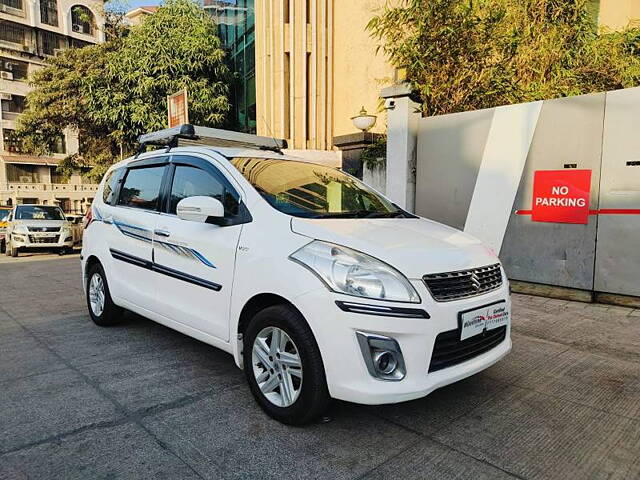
top-left (4, 205), bottom-right (74, 257)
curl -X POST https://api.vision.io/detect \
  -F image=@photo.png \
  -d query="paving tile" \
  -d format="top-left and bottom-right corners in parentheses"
top-left (517, 348), bottom-right (640, 419)
top-left (539, 311), bottom-right (640, 363)
top-left (143, 387), bottom-right (420, 480)
top-left (365, 373), bottom-right (509, 436)
top-left (361, 438), bottom-right (518, 480)
top-left (0, 423), bottom-right (204, 480)
top-left (434, 385), bottom-right (640, 480)
top-left (631, 309), bottom-right (640, 317)
top-left (482, 332), bottom-right (568, 385)
top-left (23, 312), bottom-right (202, 367)
top-left (0, 329), bottom-right (66, 383)
top-left (77, 341), bottom-right (245, 412)
top-left (0, 369), bottom-right (120, 453)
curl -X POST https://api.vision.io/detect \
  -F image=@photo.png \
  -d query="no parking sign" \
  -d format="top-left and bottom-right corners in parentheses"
top-left (531, 170), bottom-right (592, 224)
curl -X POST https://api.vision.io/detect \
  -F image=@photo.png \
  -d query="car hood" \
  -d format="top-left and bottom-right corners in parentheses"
top-left (290, 217), bottom-right (499, 278)
top-left (15, 220), bottom-right (67, 228)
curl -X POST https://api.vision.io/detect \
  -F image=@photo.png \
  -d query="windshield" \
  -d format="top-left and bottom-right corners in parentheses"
top-left (15, 205), bottom-right (65, 221)
top-left (231, 158), bottom-right (410, 219)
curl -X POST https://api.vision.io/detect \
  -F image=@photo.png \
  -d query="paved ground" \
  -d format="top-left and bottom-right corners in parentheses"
top-left (1, 257), bottom-right (639, 480)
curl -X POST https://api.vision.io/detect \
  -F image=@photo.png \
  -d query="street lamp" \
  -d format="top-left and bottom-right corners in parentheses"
top-left (351, 106), bottom-right (377, 132)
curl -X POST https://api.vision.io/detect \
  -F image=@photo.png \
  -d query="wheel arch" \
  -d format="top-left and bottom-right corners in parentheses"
top-left (235, 292), bottom-right (316, 369)
top-left (84, 255), bottom-right (102, 283)
top-left (237, 293), bottom-right (300, 338)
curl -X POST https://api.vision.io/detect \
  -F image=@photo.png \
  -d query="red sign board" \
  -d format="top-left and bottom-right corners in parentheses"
top-left (531, 170), bottom-right (592, 224)
top-left (167, 89), bottom-right (189, 128)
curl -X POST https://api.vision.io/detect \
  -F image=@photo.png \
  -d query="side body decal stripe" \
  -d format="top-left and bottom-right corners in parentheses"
top-left (109, 248), bottom-right (222, 292)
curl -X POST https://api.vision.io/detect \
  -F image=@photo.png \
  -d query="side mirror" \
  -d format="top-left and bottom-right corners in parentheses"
top-left (176, 196), bottom-right (224, 223)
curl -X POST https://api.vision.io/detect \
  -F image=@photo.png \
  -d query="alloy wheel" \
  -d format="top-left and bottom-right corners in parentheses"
top-left (88, 273), bottom-right (106, 317)
top-left (251, 326), bottom-right (303, 407)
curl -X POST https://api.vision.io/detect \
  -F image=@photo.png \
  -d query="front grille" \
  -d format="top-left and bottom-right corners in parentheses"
top-left (28, 235), bottom-right (58, 244)
top-left (428, 326), bottom-right (507, 373)
top-left (27, 226), bottom-right (60, 233)
top-left (423, 263), bottom-right (502, 302)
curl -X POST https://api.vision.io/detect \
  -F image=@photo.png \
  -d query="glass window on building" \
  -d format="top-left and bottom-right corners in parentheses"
top-left (71, 5), bottom-right (95, 36)
top-left (2, 129), bottom-right (25, 153)
top-left (51, 134), bottom-right (66, 154)
top-left (50, 167), bottom-right (69, 184)
top-left (0, 57), bottom-right (29, 81)
top-left (40, 0), bottom-right (59, 27)
top-left (0, 0), bottom-right (23, 13)
top-left (0, 22), bottom-right (31, 49)
top-left (6, 164), bottom-right (40, 183)
top-left (37, 30), bottom-right (66, 56)
top-left (207, 0), bottom-right (256, 134)
top-left (1, 95), bottom-right (26, 114)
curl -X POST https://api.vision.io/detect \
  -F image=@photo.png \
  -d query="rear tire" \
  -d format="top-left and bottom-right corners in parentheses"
top-left (86, 263), bottom-right (122, 326)
top-left (243, 304), bottom-right (330, 425)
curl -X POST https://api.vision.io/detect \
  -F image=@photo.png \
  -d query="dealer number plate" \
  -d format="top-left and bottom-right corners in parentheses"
top-left (459, 302), bottom-right (510, 341)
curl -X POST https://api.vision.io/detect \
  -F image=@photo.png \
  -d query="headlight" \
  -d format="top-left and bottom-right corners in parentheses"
top-left (290, 241), bottom-right (421, 303)
top-left (13, 224), bottom-right (28, 234)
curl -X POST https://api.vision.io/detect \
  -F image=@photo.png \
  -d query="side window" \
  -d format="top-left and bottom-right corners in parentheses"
top-left (102, 168), bottom-right (122, 204)
top-left (169, 165), bottom-right (240, 216)
top-left (118, 165), bottom-right (166, 211)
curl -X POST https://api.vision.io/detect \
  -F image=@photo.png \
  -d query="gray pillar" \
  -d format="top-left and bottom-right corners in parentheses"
top-left (381, 83), bottom-right (420, 212)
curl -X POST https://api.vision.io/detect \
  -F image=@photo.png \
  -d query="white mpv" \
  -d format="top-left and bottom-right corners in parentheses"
top-left (82, 126), bottom-right (511, 425)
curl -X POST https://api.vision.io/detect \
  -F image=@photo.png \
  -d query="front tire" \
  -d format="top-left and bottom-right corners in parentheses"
top-left (243, 304), bottom-right (330, 425)
top-left (86, 263), bottom-right (122, 326)
top-left (8, 239), bottom-right (18, 257)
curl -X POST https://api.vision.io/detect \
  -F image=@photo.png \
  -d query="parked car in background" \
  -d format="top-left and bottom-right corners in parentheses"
top-left (4, 205), bottom-right (75, 257)
top-left (82, 125), bottom-right (512, 425)
top-left (0, 206), bottom-right (11, 253)
top-left (64, 214), bottom-right (85, 245)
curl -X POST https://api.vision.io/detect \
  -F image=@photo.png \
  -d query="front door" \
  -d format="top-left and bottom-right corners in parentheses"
top-left (152, 155), bottom-right (244, 341)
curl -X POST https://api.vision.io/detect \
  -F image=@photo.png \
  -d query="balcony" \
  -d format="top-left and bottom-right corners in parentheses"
top-left (2, 182), bottom-right (99, 193)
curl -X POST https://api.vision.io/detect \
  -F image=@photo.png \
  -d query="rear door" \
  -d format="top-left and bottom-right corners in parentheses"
top-left (100, 157), bottom-right (169, 311)
top-left (152, 154), bottom-right (247, 341)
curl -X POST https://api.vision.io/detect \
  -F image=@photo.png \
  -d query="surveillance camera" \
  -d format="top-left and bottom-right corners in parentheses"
top-left (384, 98), bottom-right (396, 110)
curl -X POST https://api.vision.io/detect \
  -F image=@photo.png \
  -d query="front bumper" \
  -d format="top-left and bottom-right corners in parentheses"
top-left (294, 277), bottom-right (511, 405)
top-left (10, 233), bottom-right (74, 249)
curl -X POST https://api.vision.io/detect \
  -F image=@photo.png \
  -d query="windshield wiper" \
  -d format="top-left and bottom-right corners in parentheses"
top-left (311, 210), bottom-right (407, 219)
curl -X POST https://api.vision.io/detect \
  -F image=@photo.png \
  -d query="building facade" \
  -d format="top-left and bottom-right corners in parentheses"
top-left (254, 0), bottom-right (396, 152)
top-left (0, 0), bottom-right (104, 212)
top-left (252, 0), bottom-right (640, 154)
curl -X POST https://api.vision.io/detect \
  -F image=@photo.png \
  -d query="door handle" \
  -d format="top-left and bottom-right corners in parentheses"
top-left (103, 216), bottom-right (113, 225)
top-left (154, 229), bottom-right (171, 238)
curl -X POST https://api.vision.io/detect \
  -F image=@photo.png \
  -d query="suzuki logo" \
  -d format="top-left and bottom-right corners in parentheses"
top-left (471, 273), bottom-right (481, 291)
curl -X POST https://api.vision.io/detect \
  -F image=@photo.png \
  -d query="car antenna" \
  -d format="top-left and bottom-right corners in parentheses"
top-left (259, 114), bottom-right (285, 155)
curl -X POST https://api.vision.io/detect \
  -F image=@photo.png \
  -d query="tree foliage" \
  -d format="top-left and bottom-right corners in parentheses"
top-left (17, 0), bottom-right (231, 178)
top-left (368, 0), bottom-right (640, 116)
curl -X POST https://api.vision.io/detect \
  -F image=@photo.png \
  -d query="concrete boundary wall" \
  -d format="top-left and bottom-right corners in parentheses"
top-left (385, 86), bottom-right (640, 299)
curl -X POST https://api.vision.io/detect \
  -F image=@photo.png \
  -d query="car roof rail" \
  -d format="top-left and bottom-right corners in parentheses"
top-left (136, 124), bottom-right (288, 157)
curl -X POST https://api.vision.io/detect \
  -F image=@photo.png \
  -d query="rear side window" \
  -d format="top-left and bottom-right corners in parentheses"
top-left (102, 168), bottom-right (122, 204)
top-left (118, 166), bottom-right (166, 211)
top-left (169, 165), bottom-right (239, 216)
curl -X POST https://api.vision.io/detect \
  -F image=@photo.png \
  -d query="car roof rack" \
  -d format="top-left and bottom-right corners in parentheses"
top-left (136, 124), bottom-right (287, 156)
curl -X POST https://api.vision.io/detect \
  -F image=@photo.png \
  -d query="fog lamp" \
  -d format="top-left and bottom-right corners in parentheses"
top-left (356, 332), bottom-right (406, 381)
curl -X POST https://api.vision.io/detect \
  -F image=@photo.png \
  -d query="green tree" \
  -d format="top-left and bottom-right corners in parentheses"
top-left (368, 0), bottom-right (640, 116)
top-left (17, 0), bottom-right (231, 178)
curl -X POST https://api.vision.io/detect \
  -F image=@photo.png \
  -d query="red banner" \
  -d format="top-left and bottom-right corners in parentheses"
top-left (531, 170), bottom-right (592, 224)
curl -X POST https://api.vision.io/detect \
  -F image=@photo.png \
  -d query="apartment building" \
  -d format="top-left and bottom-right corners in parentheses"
top-left (0, 0), bottom-right (104, 213)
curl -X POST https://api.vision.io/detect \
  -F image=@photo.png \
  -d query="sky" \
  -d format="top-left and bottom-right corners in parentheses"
top-left (107, 0), bottom-right (162, 12)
